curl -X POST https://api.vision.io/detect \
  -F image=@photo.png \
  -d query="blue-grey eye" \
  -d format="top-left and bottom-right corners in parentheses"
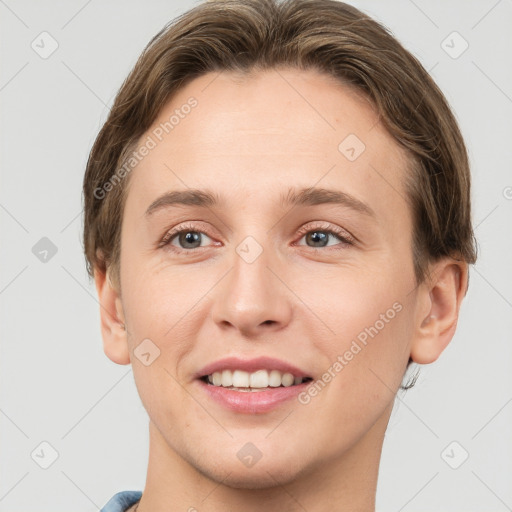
top-left (177, 231), bottom-right (203, 249)
top-left (306, 231), bottom-right (329, 247)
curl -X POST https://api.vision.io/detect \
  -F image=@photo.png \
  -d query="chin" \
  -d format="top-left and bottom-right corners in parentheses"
top-left (194, 455), bottom-right (308, 490)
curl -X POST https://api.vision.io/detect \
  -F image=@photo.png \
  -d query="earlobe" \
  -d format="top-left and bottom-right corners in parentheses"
top-left (410, 259), bottom-right (468, 365)
top-left (93, 267), bottom-right (131, 365)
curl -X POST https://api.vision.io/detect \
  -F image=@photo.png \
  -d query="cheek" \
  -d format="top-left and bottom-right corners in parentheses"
top-left (303, 266), bottom-right (405, 342)
top-left (304, 301), bottom-right (412, 447)
top-left (303, 269), bottom-right (413, 393)
top-left (120, 246), bottom-right (200, 335)
top-left (120, 256), bottom-right (213, 399)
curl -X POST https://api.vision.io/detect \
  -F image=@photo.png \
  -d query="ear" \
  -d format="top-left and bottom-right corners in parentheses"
top-left (410, 258), bottom-right (469, 364)
top-left (93, 266), bottom-right (130, 365)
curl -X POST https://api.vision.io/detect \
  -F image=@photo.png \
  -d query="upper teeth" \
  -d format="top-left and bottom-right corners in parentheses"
top-left (207, 369), bottom-right (304, 388)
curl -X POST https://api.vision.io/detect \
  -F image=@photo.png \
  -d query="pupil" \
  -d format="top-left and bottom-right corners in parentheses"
top-left (180, 231), bottom-right (201, 248)
top-left (307, 231), bottom-right (327, 247)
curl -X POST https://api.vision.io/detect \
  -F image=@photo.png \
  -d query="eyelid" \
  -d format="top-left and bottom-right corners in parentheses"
top-left (158, 221), bottom-right (217, 249)
top-left (294, 221), bottom-right (356, 246)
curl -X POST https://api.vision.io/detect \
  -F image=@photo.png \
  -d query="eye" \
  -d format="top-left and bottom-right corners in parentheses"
top-left (159, 222), bottom-right (215, 252)
top-left (295, 223), bottom-right (355, 250)
top-left (173, 230), bottom-right (211, 249)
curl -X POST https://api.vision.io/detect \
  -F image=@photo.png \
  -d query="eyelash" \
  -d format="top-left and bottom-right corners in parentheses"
top-left (294, 223), bottom-right (355, 249)
top-left (158, 221), bottom-right (355, 253)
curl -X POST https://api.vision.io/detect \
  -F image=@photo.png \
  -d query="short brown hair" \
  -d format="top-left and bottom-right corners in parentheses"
top-left (83, 0), bottom-right (477, 309)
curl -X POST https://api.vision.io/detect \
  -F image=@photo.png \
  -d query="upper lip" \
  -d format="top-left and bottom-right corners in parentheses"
top-left (195, 356), bottom-right (312, 379)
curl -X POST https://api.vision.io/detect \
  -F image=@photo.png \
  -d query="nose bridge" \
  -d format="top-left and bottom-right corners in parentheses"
top-left (210, 231), bottom-right (293, 335)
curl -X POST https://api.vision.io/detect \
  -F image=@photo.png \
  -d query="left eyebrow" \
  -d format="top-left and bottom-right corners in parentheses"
top-left (280, 186), bottom-right (376, 218)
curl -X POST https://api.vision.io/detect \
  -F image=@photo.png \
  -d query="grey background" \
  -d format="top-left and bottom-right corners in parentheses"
top-left (1, 0), bottom-right (511, 510)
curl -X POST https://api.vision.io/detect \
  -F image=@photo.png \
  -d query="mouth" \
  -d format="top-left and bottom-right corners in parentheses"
top-left (194, 356), bottom-right (315, 413)
top-left (199, 370), bottom-right (313, 392)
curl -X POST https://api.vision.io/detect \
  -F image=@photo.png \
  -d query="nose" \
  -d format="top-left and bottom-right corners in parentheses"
top-left (210, 241), bottom-right (293, 338)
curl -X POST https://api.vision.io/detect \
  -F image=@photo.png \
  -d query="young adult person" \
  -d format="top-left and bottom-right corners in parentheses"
top-left (82, 1), bottom-right (478, 510)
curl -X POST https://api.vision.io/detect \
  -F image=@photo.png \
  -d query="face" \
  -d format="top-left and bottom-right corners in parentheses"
top-left (113, 68), bottom-right (424, 488)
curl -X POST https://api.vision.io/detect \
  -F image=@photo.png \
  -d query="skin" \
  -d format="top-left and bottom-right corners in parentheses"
top-left (95, 68), bottom-right (468, 512)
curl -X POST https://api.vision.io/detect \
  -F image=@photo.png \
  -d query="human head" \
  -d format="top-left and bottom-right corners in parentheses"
top-left (82, 0), bottom-right (477, 500)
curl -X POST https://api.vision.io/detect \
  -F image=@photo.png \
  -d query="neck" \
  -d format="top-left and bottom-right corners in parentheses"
top-left (135, 402), bottom-right (392, 512)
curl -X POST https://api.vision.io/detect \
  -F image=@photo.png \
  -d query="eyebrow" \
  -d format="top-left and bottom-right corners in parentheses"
top-left (145, 186), bottom-right (375, 218)
top-left (145, 189), bottom-right (222, 216)
top-left (280, 186), bottom-right (375, 217)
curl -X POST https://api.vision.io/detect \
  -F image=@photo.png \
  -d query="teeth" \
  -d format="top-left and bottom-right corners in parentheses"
top-left (268, 370), bottom-right (282, 387)
top-left (221, 369), bottom-right (232, 387)
top-left (232, 369), bottom-right (249, 387)
top-left (206, 369), bottom-right (305, 389)
top-left (281, 372), bottom-right (294, 387)
top-left (249, 369), bottom-right (268, 388)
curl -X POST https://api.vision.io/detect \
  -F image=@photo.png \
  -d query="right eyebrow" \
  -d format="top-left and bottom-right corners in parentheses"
top-left (145, 189), bottom-right (222, 217)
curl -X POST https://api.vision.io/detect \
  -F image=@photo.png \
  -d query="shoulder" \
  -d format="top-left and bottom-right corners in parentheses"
top-left (100, 490), bottom-right (142, 512)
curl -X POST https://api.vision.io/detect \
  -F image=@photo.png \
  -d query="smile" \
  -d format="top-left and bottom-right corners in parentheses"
top-left (202, 369), bottom-right (312, 389)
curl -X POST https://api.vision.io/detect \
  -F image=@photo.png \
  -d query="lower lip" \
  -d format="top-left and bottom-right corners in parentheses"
top-left (197, 378), bottom-right (312, 414)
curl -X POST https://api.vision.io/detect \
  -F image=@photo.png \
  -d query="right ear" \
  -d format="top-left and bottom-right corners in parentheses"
top-left (93, 266), bottom-right (130, 365)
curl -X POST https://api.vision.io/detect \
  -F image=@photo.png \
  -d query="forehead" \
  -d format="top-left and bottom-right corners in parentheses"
top-left (126, 68), bottom-right (411, 222)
